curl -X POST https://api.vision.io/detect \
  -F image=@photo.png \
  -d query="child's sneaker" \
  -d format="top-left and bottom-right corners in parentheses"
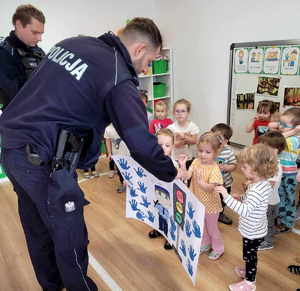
top-left (258, 241), bottom-right (273, 251)
top-left (200, 245), bottom-right (211, 254)
top-left (234, 266), bottom-right (245, 278)
top-left (83, 171), bottom-right (91, 179)
top-left (229, 280), bottom-right (256, 291)
top-left (208, 250), bottom-right (223, 260)
top-left (117, 185), bottom-right (126, 193)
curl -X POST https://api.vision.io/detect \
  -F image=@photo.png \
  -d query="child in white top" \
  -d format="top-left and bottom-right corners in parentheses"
top-left (211, 123), bottom-right (237, 225)
top-left (104, 123), bottom-right (129, 193)
top-left (167, 98), bottom-right (199, 171)
top-left (216, 144), bottom-right (277, 291)
top-left (258, 131), bottom-right (285, 250)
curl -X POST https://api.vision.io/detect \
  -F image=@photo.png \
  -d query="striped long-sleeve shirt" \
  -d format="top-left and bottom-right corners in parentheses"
top-left (224, 180), bottom-right (272, 239)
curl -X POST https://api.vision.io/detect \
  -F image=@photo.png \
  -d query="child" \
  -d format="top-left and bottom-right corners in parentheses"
top-left (149, 100), bottom-right (173, 134)
top-left (148, 128), bottom-right (177, 250)
top-left (168, 98), bottom-right (199, 169)
top-left (258, 131), bottom-right (285, 250)
top-left (83, 164), bottom-right (98, 179)
top-left (274, 107), bottom-right (300, 232)
top-left (246, 99), bottom-right (276, 144)
top-left (104, 123), bottom-right (129, 193)
top-left (211, 123), bottom-right (237, 225)
top-left (139, 90), bottom-right (153, 123)
top-left (182, 132), bottom-right (224, 260)
top-left (216, 144), bottom-right (277, 291)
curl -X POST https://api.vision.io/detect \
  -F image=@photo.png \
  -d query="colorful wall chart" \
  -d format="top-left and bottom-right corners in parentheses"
top-left (113, 155), bottom-right (205, 285)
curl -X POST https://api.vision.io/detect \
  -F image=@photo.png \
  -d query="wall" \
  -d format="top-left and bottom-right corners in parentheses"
top-left (155, 0), bottom-right (300, 133)
top-left (0, 0), bottom-right (156, 52)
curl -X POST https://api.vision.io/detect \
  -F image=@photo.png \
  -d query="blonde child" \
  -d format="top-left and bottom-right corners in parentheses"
top-left (181, 132), bottom-right (224, 260)
top-left (149, 100), bottom-right (173, 134)
top-left (269, 107), bottom-right (300, 232)
top-left (148, 128), bottom-right (178, 250)
top-left (246, 99), bottom-right (276, 144)
top-left (258, 131), bottom-right (285, 250)
top-left (216, 144), bottom-right (277, 291)
top-left (168, 99), bottom-right (199, 171)
top-left (211, 123), bottom-right (237, 225)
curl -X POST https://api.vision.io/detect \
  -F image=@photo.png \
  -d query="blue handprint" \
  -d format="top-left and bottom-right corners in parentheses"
top-left (136, 210), bottom-right (145, 221)
top-left (187, 202), bottom-right (195, 219)
top-left (118, 158), bottom-right (130, 170)
top-left (129, 199), bottom-right (139, 211)
top-left (147, 211), bottom-right (155, 223)
top-left (180, 240), bottom-right (187, 257)
top-left (140, 195), bottom-right (151, 208)
top-left (192, 220), bottom-right (201, 238)
top-left (122, 171), bottom-right (133, 183)
top-left (137, 181), bottom-right (147, 193)
top-left (185, 220), bottom-right (192, 237)
top-left (188, 245), bottom-right (197, 261)
top-left (170, 216), bottom-right (177, 241)
top-left (134, 167), bottom-right (146, 178)
top-left (129, 187), bottom-right (138, 197)
top-left (187, 259), bottom-right (193, 276)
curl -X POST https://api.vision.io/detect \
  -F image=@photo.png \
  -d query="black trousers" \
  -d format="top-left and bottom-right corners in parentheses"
top-left (243, 237), bottom-right (263, 282)
top-left (2, 147), bottom-right (97, 291)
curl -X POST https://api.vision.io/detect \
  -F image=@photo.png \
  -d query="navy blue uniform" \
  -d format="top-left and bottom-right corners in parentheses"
top-left (0, 32), bottom-right (176, 291)
top-left (0, 31), bottom-right (45, 110)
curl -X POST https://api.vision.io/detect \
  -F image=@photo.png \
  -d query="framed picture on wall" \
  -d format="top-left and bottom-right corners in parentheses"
top-left (257, 76), bottom-right (280, 96)
top-left (284, 87), bottom-right (300, 107)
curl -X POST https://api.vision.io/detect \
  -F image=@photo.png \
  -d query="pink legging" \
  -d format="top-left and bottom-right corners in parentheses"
top-left (201, 213), bottom-right (224, 253)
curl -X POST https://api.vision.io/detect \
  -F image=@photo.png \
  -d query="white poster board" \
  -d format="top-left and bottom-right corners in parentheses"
top-left (228, 40), bottom-right (300, 147)
top-left (113, 155), bottom-right (205, 285)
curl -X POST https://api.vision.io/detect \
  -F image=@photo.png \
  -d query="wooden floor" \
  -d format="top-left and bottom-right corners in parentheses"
top-left (0, 157), bottom-right (300, 290)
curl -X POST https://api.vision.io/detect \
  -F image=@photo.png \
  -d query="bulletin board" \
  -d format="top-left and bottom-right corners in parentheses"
top-left (227, 39), bottom-right (300, 147)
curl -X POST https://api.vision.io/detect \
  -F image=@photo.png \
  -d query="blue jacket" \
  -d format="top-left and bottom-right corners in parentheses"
top-left (0, 32), bottom-right (177, 182)
top-left (0, 31), bottom-right (45, 109)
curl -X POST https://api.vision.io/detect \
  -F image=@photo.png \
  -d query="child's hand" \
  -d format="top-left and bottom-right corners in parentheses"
top-left (294, 125), bottom-right (300, 134)
top-left (215, 185), bottom-right (228, 199)
top-left (218, 163), bottom-right (226, 171)
top-left (297, 170), bottom-right (300, 183)
top-left (177, 154), bottom-right (188, 168)
top-left (268, 121), bottom-right (279, 130)
top-left (232, 193), bottom-right (241, 201)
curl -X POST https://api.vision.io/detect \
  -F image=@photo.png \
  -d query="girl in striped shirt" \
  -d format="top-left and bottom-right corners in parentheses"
top-left (216, 144), bottom-right (278, 291)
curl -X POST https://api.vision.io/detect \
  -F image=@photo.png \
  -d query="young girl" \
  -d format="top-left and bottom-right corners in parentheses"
top-left (246, 99), bottom-right (276, 144)
top-left (216, 144), bottom-right (277, 291)
top-left (167, 98), bottom-right (199, 169)
top-left (149, 100), bottom-right (173, 134)
top-left (181, 132), bottom-right (224, 260)
top-left (148, 128), bottom-right (177, 250)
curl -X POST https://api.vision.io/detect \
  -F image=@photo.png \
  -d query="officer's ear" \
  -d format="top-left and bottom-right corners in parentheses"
top-left (131, 42), bottom-right (147, 60)
top-left (15, 19), bottom-right (27, 30)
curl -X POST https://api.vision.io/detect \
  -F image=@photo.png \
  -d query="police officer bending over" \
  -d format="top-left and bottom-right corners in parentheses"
top-left (0, 18), bottom-right (177, 291)
top-left (0, 4), bottom-right (45, 112)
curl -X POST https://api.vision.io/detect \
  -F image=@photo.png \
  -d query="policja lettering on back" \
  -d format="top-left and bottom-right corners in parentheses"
top-left (48, 45), bottom-right (88, 80)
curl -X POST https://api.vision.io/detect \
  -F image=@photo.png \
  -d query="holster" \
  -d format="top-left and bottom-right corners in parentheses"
top-left (51, 129), bottom-right (86, 173)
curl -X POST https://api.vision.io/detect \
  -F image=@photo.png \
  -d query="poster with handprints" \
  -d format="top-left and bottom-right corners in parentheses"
top-left (263, 47), bottom-right (281, 74)
top-left (281, 46), bottom-right (300, 75)
top-left (113, 155), bottom-right (205, 285)
top-left (248, 48), bottom-right (263, 74)
top-left (234, 48), bottom-right (248, 73)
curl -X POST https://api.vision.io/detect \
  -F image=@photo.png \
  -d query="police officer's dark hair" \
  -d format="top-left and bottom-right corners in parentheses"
top-left (211, 123), bottom-right (233, 141)
top-left (12, 4), bottom-right (45, 27)
top-left (121, 17), bottom-right (162, 50)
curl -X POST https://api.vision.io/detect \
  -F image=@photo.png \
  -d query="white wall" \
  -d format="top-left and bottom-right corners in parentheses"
top-left (0, 0), bottom-right (156, 52)
top-left (155, 0), bottom-right (300, 133)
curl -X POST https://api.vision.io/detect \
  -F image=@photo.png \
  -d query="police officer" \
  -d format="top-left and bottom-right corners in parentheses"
top-left (0, 4), bottom-right (45, 112)
top-left (0, 18), bottom-right (177, 291)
